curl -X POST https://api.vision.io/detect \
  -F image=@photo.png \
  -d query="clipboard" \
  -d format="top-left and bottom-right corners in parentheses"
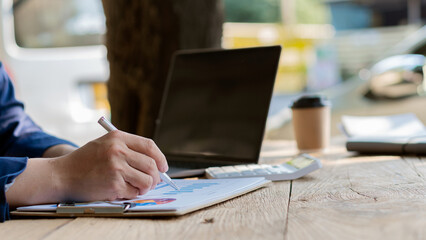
top-left (12, 178), bottom-right (270, 218)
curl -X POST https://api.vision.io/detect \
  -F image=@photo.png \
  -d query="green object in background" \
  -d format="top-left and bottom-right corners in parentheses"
top-left (296, 0), bottom-right (330, 24)
top-left (224, 0), bottom-right (330, 24)
top-left (224, 0), bottom-right (281, 23)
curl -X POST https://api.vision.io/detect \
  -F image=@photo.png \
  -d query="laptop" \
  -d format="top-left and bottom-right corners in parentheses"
top-left (154, 46), bottom-right (282, 177)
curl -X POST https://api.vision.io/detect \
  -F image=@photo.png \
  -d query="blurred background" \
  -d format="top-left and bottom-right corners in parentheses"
top-left (1, 0), bottom-right (426, 145)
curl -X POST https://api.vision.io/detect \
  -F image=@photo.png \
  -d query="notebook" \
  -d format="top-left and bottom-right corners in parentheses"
top-left (154, 46), bottom-right (282, 177)
top-left (12, 178), bottom-right (270, 217)
top-left (341, 113), bottom-right (426, 154)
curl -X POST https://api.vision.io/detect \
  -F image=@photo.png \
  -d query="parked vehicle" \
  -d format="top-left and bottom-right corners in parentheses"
top-left (362, 25), bottom-right (426, 100)
top-left (0, 0), bottom-right (109, 145)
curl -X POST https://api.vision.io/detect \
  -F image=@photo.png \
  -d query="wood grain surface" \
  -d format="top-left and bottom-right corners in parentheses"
top-left (1, 181), bottom-right (289, 240)
top-left (1, 142), bottom-right (425, 239)
top-left (287, 150), bottom-right (426, 240)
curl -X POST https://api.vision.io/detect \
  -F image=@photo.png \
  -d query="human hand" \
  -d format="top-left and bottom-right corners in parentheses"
top-left (53, 130), bottom-right (169, 201)
top-left (42, 144), bottom-right (77, 158)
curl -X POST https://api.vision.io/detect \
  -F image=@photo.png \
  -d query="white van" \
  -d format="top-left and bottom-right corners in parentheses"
top-left (0, 0), bottom-right (109, 145)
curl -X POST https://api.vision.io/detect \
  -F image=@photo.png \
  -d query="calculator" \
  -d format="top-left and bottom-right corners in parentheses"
top-left (205, 154), bottom-right (322, 181)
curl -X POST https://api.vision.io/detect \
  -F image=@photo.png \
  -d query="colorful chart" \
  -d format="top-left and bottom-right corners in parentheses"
top-left (154, 183), bottom-right (170, 190)
top-left (131, 198), bottom-right (176, 206)
top-left (163, 182), bottom-right (219, 195)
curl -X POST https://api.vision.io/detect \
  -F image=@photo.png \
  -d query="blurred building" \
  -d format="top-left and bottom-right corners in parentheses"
top-left (326, 0), bottom-right (426, 30)
top-left (325, 0), bottom-right (426, 79)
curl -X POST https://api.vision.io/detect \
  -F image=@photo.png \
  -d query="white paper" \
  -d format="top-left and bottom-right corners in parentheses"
top-left (341, 113), bottom-right (426, 137)
top-left (116, 178), bottom-right (267, 212)
top-left (17, 178), bottom-right (268, 213)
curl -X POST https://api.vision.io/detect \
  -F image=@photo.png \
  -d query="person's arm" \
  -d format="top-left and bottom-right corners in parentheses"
top-left (0, 61), bottom-right (169, 221)
top-left (0, 62), bottom-right (77, 159)
top-left (0, 157), bottom-right (27, 222)
top-left (6, 130), bottom-right (169, 208)
top-left (0, 62), bottom-right (76, 221)
top-left (42, 144), bottom-right (77, 158)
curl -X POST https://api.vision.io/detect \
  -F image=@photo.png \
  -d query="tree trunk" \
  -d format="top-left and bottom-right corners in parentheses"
top-left (102, 0), bottom-right (224, 138)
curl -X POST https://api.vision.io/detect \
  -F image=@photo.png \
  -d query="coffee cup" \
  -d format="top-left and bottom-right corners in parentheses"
top-left (290, 95), bottom-right (330, 152)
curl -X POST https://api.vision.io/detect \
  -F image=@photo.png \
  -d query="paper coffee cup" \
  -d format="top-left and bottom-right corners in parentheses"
top-left (291, 95), bottom-right (330, 152)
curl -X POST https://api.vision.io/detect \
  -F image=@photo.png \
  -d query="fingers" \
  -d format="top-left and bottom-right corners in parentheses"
top-left (120, 182), bottom-right (140, 200)
top-left (93, 131), bottom-right (167, 200)
top-left (122, 155), bottom-right (160, 192)
top-left (107, 176), bottom-right (139, 200)
top-left (107, 165), bottom-right (154, 200)
top-left (120, 132), bottom-right (169, 173)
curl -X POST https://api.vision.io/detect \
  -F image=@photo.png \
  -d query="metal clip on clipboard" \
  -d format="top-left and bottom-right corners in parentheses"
top-left (56, 202), bottom-right (135, 214)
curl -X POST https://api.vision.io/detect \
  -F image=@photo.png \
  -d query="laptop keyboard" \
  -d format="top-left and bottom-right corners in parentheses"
top-left (205, 154), bottom-right (321, 181)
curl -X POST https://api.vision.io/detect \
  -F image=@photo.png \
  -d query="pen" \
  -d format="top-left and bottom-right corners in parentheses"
top-left (98, 116), bottom-right (180, 191)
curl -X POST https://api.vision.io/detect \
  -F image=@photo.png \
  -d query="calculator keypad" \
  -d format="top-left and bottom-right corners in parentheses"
top-left (205, 154), bottom-right (321, 181)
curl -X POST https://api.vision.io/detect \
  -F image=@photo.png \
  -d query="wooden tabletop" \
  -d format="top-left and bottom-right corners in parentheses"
top-left (1, 137), bottom-right (425, 240)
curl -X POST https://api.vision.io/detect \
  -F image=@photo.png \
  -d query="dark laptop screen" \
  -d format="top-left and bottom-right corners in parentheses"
top-left (154, 46), bottom-right (281, 166)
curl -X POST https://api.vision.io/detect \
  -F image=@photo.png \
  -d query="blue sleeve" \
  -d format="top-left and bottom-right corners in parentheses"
top-left (0, 62), bottom-right (77, 221)
top-left (0, 62), bottom-right (77, 157)
top-left (0, 157), bottom-right (27, 222)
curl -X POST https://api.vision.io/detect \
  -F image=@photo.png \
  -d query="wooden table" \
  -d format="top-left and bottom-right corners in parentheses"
top-left (1, 138), bottom-right (425, 240)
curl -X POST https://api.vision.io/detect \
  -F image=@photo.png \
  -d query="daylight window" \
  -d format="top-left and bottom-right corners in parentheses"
top-left (13, 0), bottom-right (105, 48)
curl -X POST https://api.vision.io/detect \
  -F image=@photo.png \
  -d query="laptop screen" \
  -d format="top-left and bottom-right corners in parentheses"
top-left (154, 46), bottom-right (281, 166)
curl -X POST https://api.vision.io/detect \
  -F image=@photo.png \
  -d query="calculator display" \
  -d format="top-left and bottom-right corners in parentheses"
top-left (286, 156), bottom-right (314, 169)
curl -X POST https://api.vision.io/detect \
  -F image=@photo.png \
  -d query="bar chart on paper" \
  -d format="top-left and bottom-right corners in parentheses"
top-left (112, 178), bottom-right (269, 211)
top-left (14, 178), bottom-right (269, 217)
top-left (162, 182), bottom-right (219, 195)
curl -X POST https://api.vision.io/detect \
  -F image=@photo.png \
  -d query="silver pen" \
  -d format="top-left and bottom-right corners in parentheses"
top-left (98, 116), bottom-right (180, 191)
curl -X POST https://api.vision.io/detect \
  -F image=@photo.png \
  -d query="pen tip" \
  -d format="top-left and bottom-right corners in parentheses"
top-left (98, 116), bottom-right (105, 123)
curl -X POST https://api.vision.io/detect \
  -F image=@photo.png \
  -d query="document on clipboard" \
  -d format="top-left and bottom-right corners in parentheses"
top-left (12, 178), bottom-right (270, 217)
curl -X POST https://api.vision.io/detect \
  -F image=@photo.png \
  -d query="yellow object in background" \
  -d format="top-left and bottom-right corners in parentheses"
top-left (223, 23), bottom-right (334, 93)
top-left (92, 82), bottom-right (110, 111)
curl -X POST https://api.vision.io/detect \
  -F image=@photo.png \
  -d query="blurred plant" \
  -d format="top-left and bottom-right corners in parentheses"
top-left (224, 0), bottom-right (281, 23)
top-left (296, 0), bottom-right (330, 24)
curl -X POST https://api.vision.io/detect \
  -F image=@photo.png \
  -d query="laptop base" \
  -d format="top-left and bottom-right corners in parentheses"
top-left (167, 166), bottom-right (206, 178)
